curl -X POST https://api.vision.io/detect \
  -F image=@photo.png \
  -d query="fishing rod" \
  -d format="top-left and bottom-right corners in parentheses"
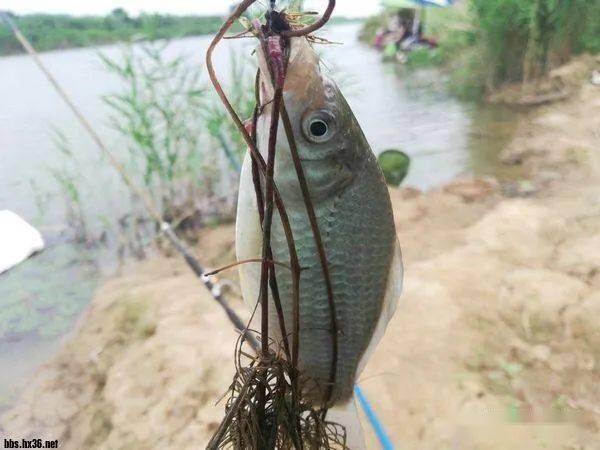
top-left (0, 10), bottom-right (259, 351)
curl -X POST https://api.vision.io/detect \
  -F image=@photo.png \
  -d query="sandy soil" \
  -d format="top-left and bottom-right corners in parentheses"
top-left (1, 67), bottom-right (599, 449)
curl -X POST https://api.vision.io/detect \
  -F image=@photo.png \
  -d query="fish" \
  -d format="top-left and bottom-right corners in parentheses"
top-left (236, 36), bottom-right (403, 447)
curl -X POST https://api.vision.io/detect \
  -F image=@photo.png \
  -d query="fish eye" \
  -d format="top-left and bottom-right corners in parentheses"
top-left (309, 120), bottom-right (328, 137)
top-left (302, 110), bottom-right (336, 143)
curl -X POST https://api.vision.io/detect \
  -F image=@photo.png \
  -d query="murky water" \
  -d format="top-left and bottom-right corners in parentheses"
top-left (0, 24), bottom-right (520, 408)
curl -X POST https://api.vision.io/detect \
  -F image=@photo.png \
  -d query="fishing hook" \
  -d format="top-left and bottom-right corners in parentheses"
top-left (281, 0), bottom-right (336, 37)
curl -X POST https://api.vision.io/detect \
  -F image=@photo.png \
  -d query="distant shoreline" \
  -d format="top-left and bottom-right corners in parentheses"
top-left (0, 11), bottom-right (362, 57)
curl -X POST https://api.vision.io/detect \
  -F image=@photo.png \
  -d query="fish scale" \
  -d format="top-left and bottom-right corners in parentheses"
top-left (236, 36), bottom-right (401, 408)
top-left (242, 151), bottom-right (395, 404)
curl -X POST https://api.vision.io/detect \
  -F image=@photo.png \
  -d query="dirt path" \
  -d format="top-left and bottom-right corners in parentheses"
top-left (2, 74), bottom-right (599, 449)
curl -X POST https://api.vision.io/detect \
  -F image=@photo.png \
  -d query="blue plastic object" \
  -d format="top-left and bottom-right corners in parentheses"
top-left (354, 385), bottom-right (395, 450)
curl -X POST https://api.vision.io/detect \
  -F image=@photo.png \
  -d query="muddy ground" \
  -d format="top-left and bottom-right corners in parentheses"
top-left (1, 66), bottom-right (599, 449)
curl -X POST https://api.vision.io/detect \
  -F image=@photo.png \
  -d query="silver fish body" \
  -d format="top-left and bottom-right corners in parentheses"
top-left (236, 37), bottom-right (403, 406)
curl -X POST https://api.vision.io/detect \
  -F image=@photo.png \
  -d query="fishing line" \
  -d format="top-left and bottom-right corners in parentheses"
top-left (0, 10), bottom-right (259, 351)
top-left (355, 385), bottom-right (395, 450)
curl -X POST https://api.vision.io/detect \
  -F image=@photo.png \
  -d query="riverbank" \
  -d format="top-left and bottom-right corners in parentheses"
top-left (0, 12), bottom-right (361, 56)
top-left (2, 72), bottom-right (599, 448)
top-left (0, 12), bottom-right (226, 56)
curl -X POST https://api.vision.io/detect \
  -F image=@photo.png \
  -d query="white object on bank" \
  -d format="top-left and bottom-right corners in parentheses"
top-left (0, 210), bottom-right (45, 274)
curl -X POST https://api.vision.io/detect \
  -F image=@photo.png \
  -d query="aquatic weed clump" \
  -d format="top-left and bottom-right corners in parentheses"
top-left (208, 336), bottom-right (347, 449)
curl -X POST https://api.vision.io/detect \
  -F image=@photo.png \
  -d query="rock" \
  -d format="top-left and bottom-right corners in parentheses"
top-left (564, 291), bottom-right (600, 346)
top-left (536, 169), bottom-right (562, 184)
top-left (500, 146), bottom-right (532, 166)
top-left (443, 177), bottom-right (498, 202)
top-left (499, 268), bottom-right (588, 331)
top-left (398, 186), bottom-right (421, 199)
top-left (553, 233), bottom-right (600, 278)
top-left (550, 54), bottom-right (596, 87)
top-left (511, 339), bottom-right (552, 364)
top-left (466, 200), bottom-right (564, 266)
top-left (501, 180), bottom-right (539, 198)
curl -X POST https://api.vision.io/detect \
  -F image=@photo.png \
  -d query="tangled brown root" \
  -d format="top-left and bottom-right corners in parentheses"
top-left (208, 335), bottom-right (347, 450)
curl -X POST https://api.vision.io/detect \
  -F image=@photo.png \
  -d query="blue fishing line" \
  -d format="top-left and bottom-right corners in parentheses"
top-left (354, 385), bottom-right (395, 450)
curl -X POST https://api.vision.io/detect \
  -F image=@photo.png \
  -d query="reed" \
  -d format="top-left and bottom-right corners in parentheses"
top-left (49, 40), bottom-right (256, 252)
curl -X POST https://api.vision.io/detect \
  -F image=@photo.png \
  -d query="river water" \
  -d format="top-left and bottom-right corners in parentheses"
top-left (0, 24), bottom-right (519, 408)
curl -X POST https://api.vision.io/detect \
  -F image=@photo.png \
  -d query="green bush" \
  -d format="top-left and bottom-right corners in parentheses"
top-left (393, 0), bottom-right (600, 98)
top-left (470, 0), bottom-right (531, 85)
top-left (471, 0), bottom-right (599, 87)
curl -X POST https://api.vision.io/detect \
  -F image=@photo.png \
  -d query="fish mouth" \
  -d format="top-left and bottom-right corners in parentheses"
top-left (257, 37), bottom-right (320, 100)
